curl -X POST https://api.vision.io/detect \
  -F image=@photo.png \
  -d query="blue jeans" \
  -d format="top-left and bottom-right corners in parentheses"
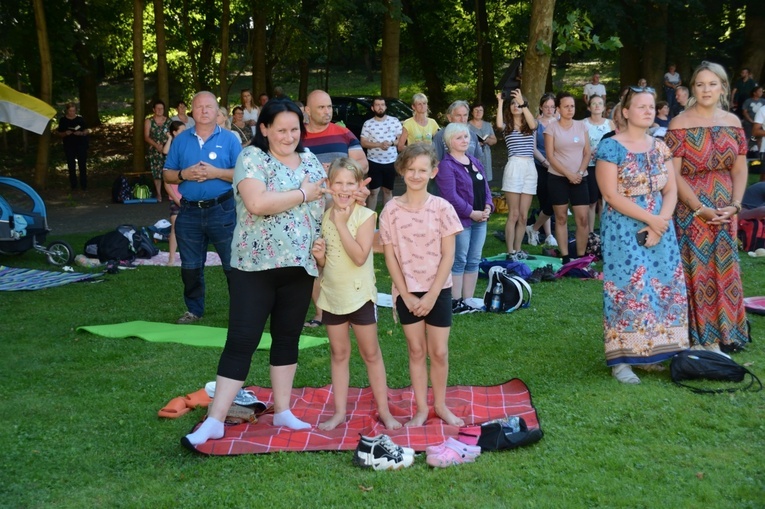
top-left (175, 196), bottom-right (235, 317)
top-left (453, 220), bottom-right (487, 275)
top-left (664, 86), bottom-right (676, 113)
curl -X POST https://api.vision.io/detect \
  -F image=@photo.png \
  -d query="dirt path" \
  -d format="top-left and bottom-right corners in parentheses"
top-left (45, 188), bottom-right (171, 235)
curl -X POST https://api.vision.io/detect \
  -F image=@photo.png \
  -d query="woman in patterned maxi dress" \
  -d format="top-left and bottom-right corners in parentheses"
top-left (144, 99), bottom-right (172, 201)
top-left (665, 62), bottom-right (749, 354)
top-left (596, 88), bottom-right (689, 384)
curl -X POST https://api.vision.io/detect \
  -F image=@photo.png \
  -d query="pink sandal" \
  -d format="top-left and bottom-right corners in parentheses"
top-left (426, 438), bottom-right (481, 467)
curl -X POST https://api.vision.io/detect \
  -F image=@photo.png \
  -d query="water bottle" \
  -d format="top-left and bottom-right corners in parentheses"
top-left (490, 282), bottom-right (502, 312)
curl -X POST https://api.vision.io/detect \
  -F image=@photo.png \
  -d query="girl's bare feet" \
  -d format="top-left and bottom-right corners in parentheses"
top-left (318, 413), bottom-right (346, 431)
top-left (405, 409), bottom-right (429, 427)
top-left (435, 406), bottom-right (465, 427)
top-left (379, 412), bottom-right (402, 430)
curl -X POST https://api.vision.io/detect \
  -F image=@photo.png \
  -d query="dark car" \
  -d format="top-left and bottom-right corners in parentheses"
top-left (330, 96), bottom-right (413, 139)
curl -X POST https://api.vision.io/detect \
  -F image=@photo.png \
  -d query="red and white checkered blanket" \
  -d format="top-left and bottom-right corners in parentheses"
top-left (187, 378), bottom-right (540, 455)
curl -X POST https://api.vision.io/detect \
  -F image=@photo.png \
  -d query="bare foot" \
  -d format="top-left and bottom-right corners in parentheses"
top-left (435, 406), bottom-right (465, 427)
top-left (318, 413), bottom-right (346, 431)
top-left (379, 413), bottom-right (402, 430)
top-left (405, 409), bottom-right (429, 427)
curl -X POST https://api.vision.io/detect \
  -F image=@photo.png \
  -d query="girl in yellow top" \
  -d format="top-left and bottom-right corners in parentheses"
top-left (311, 158), bottom-right (400, 431)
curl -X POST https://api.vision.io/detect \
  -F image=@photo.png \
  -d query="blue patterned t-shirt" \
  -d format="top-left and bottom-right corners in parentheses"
top-left (231, 146), bottom-right (325, 275)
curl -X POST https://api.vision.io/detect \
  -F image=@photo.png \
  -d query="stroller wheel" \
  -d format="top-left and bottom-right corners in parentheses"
top-left (46, 240), bottom-right (74, 266)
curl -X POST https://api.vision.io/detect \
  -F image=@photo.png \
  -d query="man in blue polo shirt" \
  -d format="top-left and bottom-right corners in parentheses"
top-left (164, 91), bottom-right (242, 324)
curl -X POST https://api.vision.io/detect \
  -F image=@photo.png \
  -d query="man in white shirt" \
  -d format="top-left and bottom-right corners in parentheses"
top-left (583, 72), bottom-right (606, 104)
top-left (360, 97), bottom-right (402, 210)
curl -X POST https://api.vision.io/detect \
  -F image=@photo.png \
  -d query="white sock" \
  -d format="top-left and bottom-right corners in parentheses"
top-left (273, 409), bottom-right (311, 430)
top-left (184, 417), bottom-right (224, 446)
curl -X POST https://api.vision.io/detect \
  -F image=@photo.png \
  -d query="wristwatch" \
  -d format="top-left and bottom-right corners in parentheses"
top-left (178, 170), bottom-right (185, 181)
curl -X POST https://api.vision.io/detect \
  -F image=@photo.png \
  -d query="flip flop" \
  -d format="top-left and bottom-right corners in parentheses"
top-left (158, 397), bottom-right (192, 418)
top-left (303, 319), bottom-right (323, 328)
top-left (183, 388), bottom-right (212, 409)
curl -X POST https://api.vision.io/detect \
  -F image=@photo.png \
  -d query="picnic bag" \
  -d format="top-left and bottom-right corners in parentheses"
top-left (670, 350), bottom-right (762, 394)
top-left (132, 184), bottom-right (152, 200)
top-left (737, 218), bottom-right (765, 252)
top-left (483, 266), bottom-right (532, 313)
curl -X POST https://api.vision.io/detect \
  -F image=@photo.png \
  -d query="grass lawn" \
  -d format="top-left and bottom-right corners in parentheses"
top-left (1, 210), bottom-right (764, 508)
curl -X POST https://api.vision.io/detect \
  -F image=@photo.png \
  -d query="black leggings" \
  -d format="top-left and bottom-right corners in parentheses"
top-left (218, 266), bottom-right (314, 380)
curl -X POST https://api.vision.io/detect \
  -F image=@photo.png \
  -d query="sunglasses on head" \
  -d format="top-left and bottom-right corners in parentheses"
top-left (629, 86), bottom-right (655, 94)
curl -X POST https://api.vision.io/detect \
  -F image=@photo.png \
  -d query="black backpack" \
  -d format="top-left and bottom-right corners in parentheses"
top-left (670, 350), bottom-right (762, 394)
top-left (116, 224), bottom-right (158, 259)
top-left (96, 231), bottom-right (134, 262)
top-left (475, 417), bottom-right (544, 451)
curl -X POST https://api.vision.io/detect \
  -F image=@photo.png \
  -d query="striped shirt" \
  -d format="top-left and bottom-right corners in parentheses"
top-left (503, 129), bottom-right (535, 158)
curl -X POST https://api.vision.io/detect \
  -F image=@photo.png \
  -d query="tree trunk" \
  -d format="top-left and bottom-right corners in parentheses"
top-left (640, 2), bottom-right (667, 91)
top-left (71, 0), bottom-right (100, 127)
top-left (182, 0), bottom-right (200, 91)
top-left (380, 0), bottom-right (400, 98)
top-left (33, 0), bottom-right (52, 190)
top-left (133, 0), bottom-right (145, 174)
top-left (401, 0), bottom-right (446, 113)
top-left (741, 0), bottom-right (765, 82)
top-left (298, 57), bottom-right (309, 103)
top-left (619, 41), bottom-right (640, 94)
top-left (154, 0), bottom-right (169, 106)
top-left (522, 0), bottom-right (556, 113)
top-left (475, 0), bottom-right (494, 105)
top-left (218, 0), bottom-right (230, 106)
top-left (251, 0), bottom-right (267, 97)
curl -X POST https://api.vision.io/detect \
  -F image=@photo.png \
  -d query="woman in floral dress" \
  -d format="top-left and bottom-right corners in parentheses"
top-left (665, 61), bottom-right (749, 354)
top-left (144, 99), bottom-right (172, 201)
top-left (596, 87), bottom-right (689, 384)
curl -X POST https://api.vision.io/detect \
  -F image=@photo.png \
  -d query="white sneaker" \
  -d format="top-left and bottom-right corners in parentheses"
top-left (526, 226), bottom-right (539, 246)
top-left (545, 235), bottom-right (558, 247)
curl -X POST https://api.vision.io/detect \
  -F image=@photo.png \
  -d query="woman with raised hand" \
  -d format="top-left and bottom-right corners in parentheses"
top-left (496, 89), bottom-right (538, 259)
top-left (665, 61), bottom-right (749, 354)
top-left (182, 100), bottom-right (328, 448)
top-left (596, 87), bottom-right (689, 384)
top-left (544, 92), bottom-right (591, 264)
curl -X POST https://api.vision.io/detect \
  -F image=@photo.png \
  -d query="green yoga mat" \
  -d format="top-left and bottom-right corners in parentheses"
top-left (484, 253), bottom-right (563, 271)
top-left (77, 321), bottom-right (328, 350)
